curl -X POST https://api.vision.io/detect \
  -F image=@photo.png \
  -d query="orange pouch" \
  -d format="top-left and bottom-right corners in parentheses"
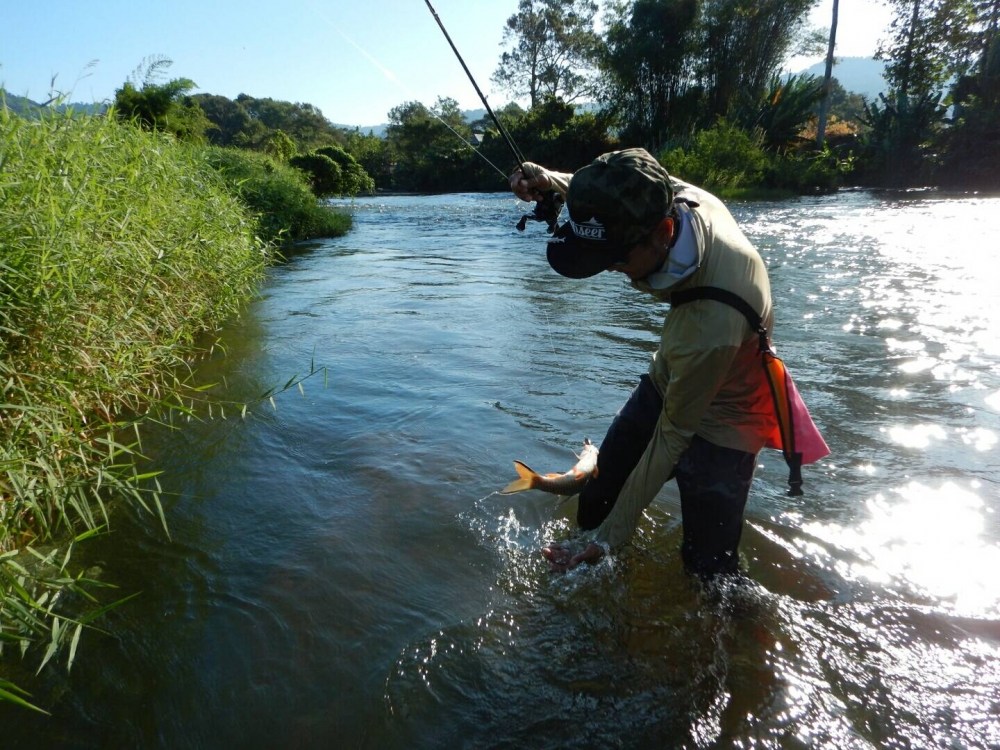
top-left (670, 286), bottom-right (829, 496)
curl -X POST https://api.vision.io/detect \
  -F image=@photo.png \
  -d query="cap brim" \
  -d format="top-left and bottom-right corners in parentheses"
top-left (546, 221), bottom-right (615, 279)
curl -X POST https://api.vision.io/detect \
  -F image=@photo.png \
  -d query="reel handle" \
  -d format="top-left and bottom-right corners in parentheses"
top-left (516, 190), bottom-right (565, 233)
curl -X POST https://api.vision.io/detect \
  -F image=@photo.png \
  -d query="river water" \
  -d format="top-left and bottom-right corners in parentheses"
top-left (5, 190), bottom-right (1000, 748)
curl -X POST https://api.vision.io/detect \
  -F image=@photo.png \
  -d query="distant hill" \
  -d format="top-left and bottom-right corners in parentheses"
top-left (798, 56), bottom-right (888, 100)
top-left (1, 89), bottom-right (49, 114)
top-left (334, 107), bottom-right (489, 138)
top-left (1, 88), bottom-right (106, 116)
top-left (333, 122), bottom-right (389, 137)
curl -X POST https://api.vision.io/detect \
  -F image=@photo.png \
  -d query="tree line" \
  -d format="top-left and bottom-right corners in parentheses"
top-left (113, 0), bottom-right (999, 195)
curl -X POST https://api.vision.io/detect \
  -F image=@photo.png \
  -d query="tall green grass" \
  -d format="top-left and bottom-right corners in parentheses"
top-left (0, 107), bottom-right (317, 707)
top-left (1, 107), bottom-right (269, 544)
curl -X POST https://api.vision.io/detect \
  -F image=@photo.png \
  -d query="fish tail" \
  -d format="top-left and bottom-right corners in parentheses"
top-left (500, 460), bottom-right (539, 494)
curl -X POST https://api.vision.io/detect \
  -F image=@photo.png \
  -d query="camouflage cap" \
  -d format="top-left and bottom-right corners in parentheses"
top-left (547, 148), bottom-right (674, 279)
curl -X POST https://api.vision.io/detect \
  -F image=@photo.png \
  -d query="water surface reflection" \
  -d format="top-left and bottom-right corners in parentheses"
top-left (3, 191), bottom-right (999, 748)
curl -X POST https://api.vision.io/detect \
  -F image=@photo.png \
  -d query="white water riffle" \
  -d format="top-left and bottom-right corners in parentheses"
top-left (8, 190), bottom-right (999, 749)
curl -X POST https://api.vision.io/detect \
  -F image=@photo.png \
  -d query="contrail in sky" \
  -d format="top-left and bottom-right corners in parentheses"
top-left (304, 2), bottom-right (508, 179)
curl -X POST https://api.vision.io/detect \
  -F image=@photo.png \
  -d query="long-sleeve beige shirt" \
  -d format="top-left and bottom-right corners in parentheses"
top-left (523, 163), bottom-right (775, 549)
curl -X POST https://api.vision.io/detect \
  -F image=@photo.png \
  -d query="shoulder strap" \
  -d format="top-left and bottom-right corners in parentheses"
top-left (669, 286), bottom-right (769, 353)
top-left (671, 286), bottom-right (807, 496)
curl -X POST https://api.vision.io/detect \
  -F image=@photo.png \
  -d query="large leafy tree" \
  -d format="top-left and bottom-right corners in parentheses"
top-left (698, 0), bottom-right (819, 120)
top-left (314, 145), bottom-right (375, 195)
top-left (864, 0), bottom-right (975, 183)
top-left (492, 0), bottom-right (602, 107)
top-left (496, 98), bottom-right (619, 170)
top-left (341, 128), bottom-right (394, 189)
top-left (235, 95), bottom-right (342, 152)
top-left (191, 92), bottom-right (351, 154)
top-left (467, 102), bottom-right (533, 188)
top-left (879, 0), bottom-right (971, 101)
top-left (384, 97), bottom-right (474, 191)
top-left (600, 0), bottom-right (701, 149)
top-left (938, 0), bottom-right (1000, 185)
top-left (289, 145), bottom-right (374, 197)
top-left (597, 0), bottom-right (818, 150)
top-left (192, 93), bottom-right (255, 147)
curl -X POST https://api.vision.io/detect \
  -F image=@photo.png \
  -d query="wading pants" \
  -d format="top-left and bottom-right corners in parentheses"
top-left (578, 374), bottom-right (757, 577)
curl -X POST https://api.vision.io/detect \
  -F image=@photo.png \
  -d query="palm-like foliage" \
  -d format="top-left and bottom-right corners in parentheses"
top-left (744, 73), bottom-right (827, 151)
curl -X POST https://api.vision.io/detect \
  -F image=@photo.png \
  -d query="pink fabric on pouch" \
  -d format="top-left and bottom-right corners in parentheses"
top-left (785, 369), bottom-right (830, 465)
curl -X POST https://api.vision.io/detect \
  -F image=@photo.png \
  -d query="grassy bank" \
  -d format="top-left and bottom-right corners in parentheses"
top-left (203, 145), bottom-right (352, 245)
top-left (0, 107), bottom-right (348, 710)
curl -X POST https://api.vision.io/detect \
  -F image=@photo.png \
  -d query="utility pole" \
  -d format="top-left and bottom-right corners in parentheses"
top-left (817, 0), bottom-right (840, 148)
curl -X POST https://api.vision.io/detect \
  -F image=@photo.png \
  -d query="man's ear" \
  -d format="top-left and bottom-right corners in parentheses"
top-left (652, 216), bottom-right (675, 246)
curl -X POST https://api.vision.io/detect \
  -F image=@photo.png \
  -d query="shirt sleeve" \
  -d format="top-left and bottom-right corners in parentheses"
top-left (520, 162), bottom-right (572, 197)
top-left (593, 309), bottom-right (744, 549)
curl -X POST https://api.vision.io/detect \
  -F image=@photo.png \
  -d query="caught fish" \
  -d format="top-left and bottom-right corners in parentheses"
top-left (501, 439), bottom-right (599, 496)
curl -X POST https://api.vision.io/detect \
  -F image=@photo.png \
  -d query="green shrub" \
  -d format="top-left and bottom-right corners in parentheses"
top-left (290, 146), bottom-right (375, 199)
top-left (764, 146), bottom-right (853, 193)
top-left (202, 146), bottom-right (351, 243)
top-left (315, 145), bottom-right (375, 196)
top-left (289, 152), bottom-right (343, 197)
top-left (661, 119), bottom-right (768, 191)
top-left (661, 117), bottom-right (852, 195)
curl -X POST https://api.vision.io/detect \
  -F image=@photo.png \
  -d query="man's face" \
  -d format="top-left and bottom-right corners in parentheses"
top-left (606, 229), bottom-right (669, 281)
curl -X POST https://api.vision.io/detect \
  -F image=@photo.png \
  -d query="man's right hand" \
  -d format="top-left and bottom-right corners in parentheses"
top-left (541, 542), bottom-right (605, 572)
top-left (509, 166), bottom-right (552, 203)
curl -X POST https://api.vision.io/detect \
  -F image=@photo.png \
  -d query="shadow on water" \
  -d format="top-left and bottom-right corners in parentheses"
top-left (380, 496), bottom-right (793, 749)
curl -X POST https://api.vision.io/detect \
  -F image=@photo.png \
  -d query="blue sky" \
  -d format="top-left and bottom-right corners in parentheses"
top-left (2, 0), bottom-right (891, 128)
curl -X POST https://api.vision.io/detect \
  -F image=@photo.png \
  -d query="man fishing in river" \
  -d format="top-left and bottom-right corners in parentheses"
top-left (510, 148), bottom-right (784, 578)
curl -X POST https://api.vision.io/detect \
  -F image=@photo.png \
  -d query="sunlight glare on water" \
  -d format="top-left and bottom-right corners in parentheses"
top-left (803, 481), bottom-right (1000, 616)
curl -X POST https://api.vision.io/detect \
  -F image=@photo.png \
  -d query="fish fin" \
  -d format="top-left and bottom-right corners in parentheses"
top-left (500, 460), bottom-right (538, 494)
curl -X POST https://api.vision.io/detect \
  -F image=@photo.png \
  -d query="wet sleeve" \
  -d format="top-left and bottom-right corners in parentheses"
top-left (593, 333), bottom-right (741, 550)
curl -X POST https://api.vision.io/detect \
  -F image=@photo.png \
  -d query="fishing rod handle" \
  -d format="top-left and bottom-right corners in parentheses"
top-left (509, 164), bottom-right (565, 233)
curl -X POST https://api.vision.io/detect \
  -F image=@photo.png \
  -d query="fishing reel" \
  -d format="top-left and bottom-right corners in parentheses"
top-left (517, 190), bottom-right (565, 234)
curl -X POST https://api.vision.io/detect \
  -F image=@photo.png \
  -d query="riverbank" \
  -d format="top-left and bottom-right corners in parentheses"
top-left (0, 108), bottom-right (350, 710)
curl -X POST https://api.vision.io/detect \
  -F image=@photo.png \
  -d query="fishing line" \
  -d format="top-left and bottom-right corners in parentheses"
top-left (422, 0), bottom-right (565, 233)
top-left (423, 2), bottom-right (576, 398)
top-left (338, 26), bottom-right (508, 179)
top-left (309, 4), bottom-right (510, 180)
top-left (314, 3), bottom-right (574, 396)
top-left (422, 0), bottom-right (526, 170)
top-left (424, 119), bottom-right (510, 181)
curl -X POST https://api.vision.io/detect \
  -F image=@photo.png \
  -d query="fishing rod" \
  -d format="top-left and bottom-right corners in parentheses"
top-left (423, 0), bottom-right (564, 233)
top-left (329, 25), bottom-right (510, 180)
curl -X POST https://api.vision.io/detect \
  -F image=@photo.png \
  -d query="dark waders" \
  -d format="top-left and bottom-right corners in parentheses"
top-left (578, 374), bottom-right (757, 577)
